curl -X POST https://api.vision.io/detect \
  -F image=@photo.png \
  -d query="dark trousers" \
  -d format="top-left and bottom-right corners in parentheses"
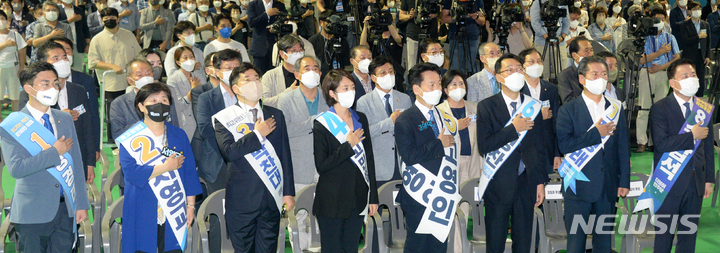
top-left (402, 205), bottom-right (447, 253)
top-left (134, 224), bottom-right (182, 253)
top-left (15, 200), bottom-right (74, 253)
top-left (564, 187), bottom-right (614, 253)
top-left (316, 209), bottom-right (364, 253)
top-left (654, 177), bottom-right (703, 253)
top-left (226, 193), bottom-right (280, 253)
top-left (253, 54), bottom-right (272, 74)
top-left (484, 173), bottom-right (534, 253)
top-left (104, 90), bottom-right (124, 141)
top-left (148, 40), bottom-right (164, 51)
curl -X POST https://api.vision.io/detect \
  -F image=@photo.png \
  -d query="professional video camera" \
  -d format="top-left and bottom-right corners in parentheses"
top-left (539, 0), bottom-right (572, 36)
top-left (267, 12), bottom-right (302, 36)
top-left (627, 11), bottom-right (658, 40)
top-left (488, 3), bottom-right (525, 39)
top-left (414, 0), bottom-right (442, 37)
top-left (450, 0), bottom-right (475, 26)
top-left (368, 9), bottom-right (393, 34)
top-left (325, 14), bottom-right (351, 36)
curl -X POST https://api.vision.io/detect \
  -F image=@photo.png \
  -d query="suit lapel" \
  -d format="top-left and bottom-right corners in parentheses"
top-left (576, 97), bottom-right (595, 128)
top-left (212, 86), bottom-right (225, 111)
top-left (291, 88), bottom-right (310, 118)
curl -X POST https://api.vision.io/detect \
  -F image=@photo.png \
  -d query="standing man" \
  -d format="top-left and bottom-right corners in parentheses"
top-left (0, 62), bottom-right (89, 252)
top-left (350, 45), bottom-right (373, 106)
top-left (202, 13), bottom-right (250, 61)
top-left (677, 1), bottom-right (710, 97)
top-left (441, 0), bottom-right (484, 73)
top-left (109, 0), bottom-right (140, 38)
top-left (530, 0), bottom-right (571, 79)
top-left (597, 51), bottom-right (624, 101)
top-left (556, 56), bottom-right (630, 252)
top-left (187, 0), bottom-right (216, 50)
top-left (57, 0), bottom-right (90, 70)
top-left (646, 58), bottom-right (714, 252)
top-left (399, 0), bottom-right (439, 73)
top-left (33, 2), bottom-right (74, 49)
top-left (262, 34), bottom-right (304, 107)
top-left (559, 36), bottom-right (594, 104)
top-left (246, 0), bottom-right (286, 72)
top-left (139, 0), bottom-right (176, 50)
top-left (466, 42), bottom-right (501, 103)
top-left (669, 0), bottom-right (689, 42)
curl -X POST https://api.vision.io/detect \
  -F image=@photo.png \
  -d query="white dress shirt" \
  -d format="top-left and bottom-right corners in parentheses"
top-left (526, 81), bottom-right (541, 100)
top-left (501, 91), bottom-right (522, 117)
top-left (220, 84), bottom-right (238, 108)
top-left (581, 92), bottom-right (606, 124)
top-left (604, 84), bottom-right (618, 100)
top-left (58, 82), bottom-right (69, 110)
top-left (414, 99), bottom-right (449, 135)
top-left (263, 0), bottom-right (273, 18)
top-left (672, 91), bottom-right (693, 117)
top-left (26, 103), bottom-right (58, 138)
top-left (375, 88), bottom-right (393, 111)
top-left (236, 101), bottom-right (265, 143)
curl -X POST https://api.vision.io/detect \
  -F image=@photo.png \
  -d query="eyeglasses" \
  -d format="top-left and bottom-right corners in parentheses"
top-left (498, 67), bottom-right (524, 75)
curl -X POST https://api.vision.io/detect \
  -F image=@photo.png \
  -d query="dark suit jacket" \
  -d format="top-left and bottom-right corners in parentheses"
top-left (19, 82), bottom-right (96, 176)
top-left (556, 95), bottom-right (631, 204)
top-left (313, 111), bottom-right (378, 219)
top-left (558, 63), bottom-right (582, 104)
top-left (195, 85), bottom-right (228, 183)
top-left (246, 0), bottom-right (286, 57)
top-left (394, 104), bottom-right (447, 207)
top-left (71, 70), bottom-right (100, 153)
top-left (521, 80), bottom-right (561, 171)
top-left (709, 11), bottom-right (720, 48)
top-left (677, 19), bottom-right (711, 62)
top-left (351, 72), bottom-right (373, 109)
top-left (649, 95), bottom-right (715, 197)
top-left (59, 5), bottom-right (91, 52)
top-left (214, 104), bottom-right (295, 212)
top-left (476, 93), bottom-right (549, 205)
top-left (670, 7), bottom-right (688, 46)
top-left (191, 82), bottom-right (214, 119)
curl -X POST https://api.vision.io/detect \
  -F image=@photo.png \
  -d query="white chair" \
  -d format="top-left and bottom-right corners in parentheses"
top-left (533, 174), bottom-right (593, 253)
top-left (101, 196), bottom-right (124, 253)
top-left (457, 177), bottom-right (512, 253)
top-left (197, 189), bottom-right (233, 252)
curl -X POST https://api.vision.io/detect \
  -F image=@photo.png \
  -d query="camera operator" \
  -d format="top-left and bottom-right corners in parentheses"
top-left (530, 0), bottom-right (571, 79)
top-left (634, 8), bottom-right (680, 153)
top-left (566, 6), bottom-right (592, 47)
top-left (400, 0), bottom-right (440, 72)
top-left (309, 11), bottom-right (351, 78)
top-left (360, 13), bottom-right (406, 91)
top-left (485, 4), bottom-right (532, 55)
top-left (440, 0), bottom-right (484, 73)
top-left (291, 0), bottom-right (317, 40)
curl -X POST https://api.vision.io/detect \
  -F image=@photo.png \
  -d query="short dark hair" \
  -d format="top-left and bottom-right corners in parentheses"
top-left (568, 36), bottom-right (590, 55)
top-left (592, 7), bottom-right (607, 21)
top-left (277, 34), bottom-right (304, 52)
top-left (213, 49), bottom-right (242, 69)
top-left (441, 69), bottom-right (467, 100)
top-left (229, 62), bottom-right (262, 86)
top-left (650, 8), bottom-right (666, 18)
top-left (418, 38), bottom-right (441, 54)
top-left (578, 56), bottom-right (608, 76)
top-left (408, 62), bottom-right (441, 88)
top-left (686, 1), bottom-right (701, 10)
top-left (213, 13), bottom-right (232, 27)
top-left (608, 0), bottom-right (621, 16)
top-left (229, 5), bottom-right (241, 12)
top-left (595, 51), bottom-right (616, 61)
top-left (569, 6), bottom-right (582, 15)
top-left (49, 36), bottom-right (74, 51)
top-left (322, 69), bottom-right (354, 106)
top-left (368, 56), bottom-right (393, 76)
top-left (20, 62), bottom-right (58, 88)
top-left (173, 46), bottom-right (194, 67)
top-left (350, 45), bottom-right (370, 59)
top-left (100, 6), bottom-right (118, 18)
top-left (0, 10), bottom-right (7, 20)
top-left (518, 48), bottom-right (541, 64)
top-left (37, 41), bottom-right (66, 63)
top-left (667, 58), bottom-right (696, 80)
top-left (204, 52), bottom-right (215, 69)
top-left (137, 48), bottom-right (163, 63)
top-left (494, 53), bottom-right (523, 76)
top-left (134, 82), bottom-right (173, 119)
top-left (173, 21), bottom-right (196, 38)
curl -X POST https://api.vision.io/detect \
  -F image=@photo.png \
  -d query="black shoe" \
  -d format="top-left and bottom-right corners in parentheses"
top-left (636, 144), bottom-right (646, 153)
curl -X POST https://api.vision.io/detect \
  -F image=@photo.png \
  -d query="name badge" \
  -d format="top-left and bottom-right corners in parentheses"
top-left (468, 114), bottom-right (477, 123)
top-left (161, 147), bottom-right (182, 158)
top-left (542, 100), bottom-right (550, 108)
top-left (73, 104), bottom-right (86, 116)
top-left (241, 28), bottom-right (247, 32)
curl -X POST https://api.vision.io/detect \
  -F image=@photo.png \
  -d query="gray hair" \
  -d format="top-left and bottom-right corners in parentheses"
top-left (42, 1), bottom-right (59, 11)
top-left (578, 56), bottom-right (608, 77)
top-left (478, 42), bottom-right (499, 56)
top-left (277, 34), bottom-right (304, 53)
top-left (294, 56), bottom-right (318, 72)
top-left (126, 58), bottom-right (152, 77)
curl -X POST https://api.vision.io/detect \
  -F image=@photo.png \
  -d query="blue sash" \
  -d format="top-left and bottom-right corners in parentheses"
top-left (634, 98), bottom-right (714, 215)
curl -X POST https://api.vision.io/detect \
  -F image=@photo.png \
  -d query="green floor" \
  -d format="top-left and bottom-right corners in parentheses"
top-left (2, 108), bottom-right (720, 252)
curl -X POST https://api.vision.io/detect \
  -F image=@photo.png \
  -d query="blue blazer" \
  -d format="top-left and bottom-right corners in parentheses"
top-left (394, 104), bottom-right (448, 208)
top-left (521, 80), bottom-right (561, 172)
top-left (476, 93), bottom-right (549, 205)
top-left (246, 0), bottom-right (286, 57)
top-left (649, 95), bottom-right (715, 197)
top-left (72, 70), bottom-right (100, 153)
top-left (556, 95), bottom-right (630, 204)
top-left (214, 104), bottom-right (295, 212)
top-left (195, 85), bottom-right (229, 183)
top-left (119, 123), bottom-right (203, 252)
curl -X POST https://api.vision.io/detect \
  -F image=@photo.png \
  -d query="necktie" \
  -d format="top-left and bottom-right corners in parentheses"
top-left (384, 94), bottom-right (392, 117)
top-left (491, 77), bottom-right (500, 95)
top-left (428, 109), bottom-right (440, 136)
top-left (510, 101), bottom-right (517, 116)
top-left (250, 108), bottom-right (258, 122)
top-left (684, 102), bottom-right (691, 121)
top-left (509, 102), bottom-right (526, 175)
top-left (43, 114), bottom-right (63, 196)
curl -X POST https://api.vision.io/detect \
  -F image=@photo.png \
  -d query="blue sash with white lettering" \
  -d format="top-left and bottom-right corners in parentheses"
top-left (558, 98), bottom-right (622, 193)
top-left (634, 98), bottom-right (714, 215)
top-left (116, 122), bottom-right (188, 250)
top-left (477, 94), bottom-right (541, 202)
top-left (0, 112), bottom-right (77, 242)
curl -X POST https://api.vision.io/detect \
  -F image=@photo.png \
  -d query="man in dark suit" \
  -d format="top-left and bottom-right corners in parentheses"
top-left (519, 48), bottom-right (562, 173)
top-left (214, 63), bottom-right (295, 252)
top-left (670, 0), bottom-right (690, 45)
top-left (556, 56), bottom-right (630, 252)
top-left (559, 37), bottom-right (594, 104)
top-left (350, 45), bottom-right (373, 108)
top-left (649, 58), bottom-right (715, 252)
top-left (677, 1), bottom-right (711, 97)
top-left (597, 51), bottom-right (625, 102)
top-left (246, 0), bottom-right (286, 73)
top-left (476, 54), bottom-right (548, 253)
top-left (19, 42), bottom-right (96, 182)
top-left (58, 0), bottom-right (91, 71)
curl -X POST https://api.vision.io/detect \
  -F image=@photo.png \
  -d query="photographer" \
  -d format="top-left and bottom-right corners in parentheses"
top-left (485, 4), bottom-right (533, 55)
top-left (441, 0), bottom-right (484, 73)
top-left (530, 0), bottom-right (571, 78)
top-left (360, 12), bottom-right (406, 91)
top-left (309, 11), bottom-right (351, 78)
top-left (292, 0), bottom-right (316, 39)
top-left (400, 0), bottom-right (440, 71)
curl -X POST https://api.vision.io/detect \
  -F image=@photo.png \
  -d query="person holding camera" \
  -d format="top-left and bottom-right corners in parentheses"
top-left (530, 0), bottom-right (571, 79)
top-left (565, 6), bottom-right (592, 48)
top-left (246, 0), bottom-right (286, 72)
top-left (485, 4), bottom-right (533, 56)
top-left (309, 11), bottom-right (351, 78)
top-left (360, 13), bottom-right (406, 92)
top-left (400, 0), bottom-right (440, 73)
top-left (440, 0), bottom-right (484, 73)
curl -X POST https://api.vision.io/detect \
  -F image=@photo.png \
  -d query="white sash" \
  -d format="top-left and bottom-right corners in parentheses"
top-left (212, 105), bottom-right (284, 212)
top-left (400, 108), bottom-right (461, 242)
top-left (115, 122), bottom-right (188, 250)
top-left (315, 111), bottom-right (370, 216)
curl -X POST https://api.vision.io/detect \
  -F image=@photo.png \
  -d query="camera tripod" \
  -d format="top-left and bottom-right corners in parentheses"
top-left (541, 35), bottom-right (563, 84)
top-left (619, 38), bottom-right (654, 129)
top-left (448, 24), bottom-right (477, 75)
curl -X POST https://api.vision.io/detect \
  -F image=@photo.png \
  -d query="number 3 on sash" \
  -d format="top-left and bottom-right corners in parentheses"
top-left (131, 136), bottom-right (162, 164)
top-left (30, 132), bottom-right (52, 150)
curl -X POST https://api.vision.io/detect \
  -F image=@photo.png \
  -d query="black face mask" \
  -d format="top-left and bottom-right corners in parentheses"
top-left (145, 103), bottom-right (171, 122)
top-left (153, 66), bottom-right (163, 81)
top-left (104, 19), bottom-right (117, 29)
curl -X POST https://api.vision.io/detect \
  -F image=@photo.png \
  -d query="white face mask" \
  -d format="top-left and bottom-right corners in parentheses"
top-left (67, 55), bottom-right (73, 63)
top-left (420, 89), bottom-right (442, 106)
top-left (522, 0), bottom-right (530, 6)
top-left (187, 3), bottom-right (196, 11)
top-left (31, 86), bottom-right (59, 106)
top-left (583, 76), bottom-right (608, 95)
top-left (159, 0), bottom-right (165, 4)
top-left (132, 76), bottom-right (155, 90)
top-left (503, 72), bottom-right (526, 92)
top-left (300, 0), bottom-right (308, 3)
top-left (241, 0), bottom-right (249, 5)
top-left (654, 22), bottom-right (664, 31)
top-left (576, 55), bottom-right (584, 64)
top-left (426, 53), bottom-right (444, 67)
top-left (676, 77), bottom-right (699, 97)
top-left (448, 88), bottom-right (466, 102)
top-left (597, 17), bottom-right (606, 24)
top-left (62, 0), bottom-right (73, 4)
top-left (183, 33), bottom-right (195, 45)
top-left (692, 10), bottom-right (701, 19)
top-left (220, 70), bottom-right (232, 85)
top-left (300, 71), bottom-right (321, 89)
top-left (198, 4), bottom-right (209, 12)
top-left (678, 0), bottom-right (687, 7)
top-left (237, 80), bottom-right (262, 102)
top-left (232, 13), bottom-right (241, 19)
top-left (285, 51), bottom-right (304, 65)
top-left (387, 1), bottom-right (394, 7)
top-left (0, 20), bottom-right (7, 30)
top-left (570, 20), bottom-right (579, 29)
top-left (180, 59), bottom-right (196, 72)
top-left (486, 57), bottom-right (499, 72)
top-left (53, 59), bottom-right (72, 79)
top-left (356, 58), bottom-right (371, 74)
top-left (336, 90), bottom-right (356, 108)
top-left (375, 74), bottom-right (395, 90)
top-left (613, 6), bottom-right (622, 14)
top-left (574, 1), bottom-right (581, 7)
top-left (37, 16), bottom-right (46, 23)
top-left (633, 0), bottom-right (642, 5)
top-left (214, 1), bottom-right (222, 7)
top-left (525, 64), bottom-right (544, 79)
top-left (45, 11), bottom-right (58, 22)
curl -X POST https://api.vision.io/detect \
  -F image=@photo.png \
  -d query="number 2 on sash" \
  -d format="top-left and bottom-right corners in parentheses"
top-left (237, 124), bottom-right (252, 135)
top-left (30, 132), bottom-right (52, 150)
top-left (131, 136), bottom-right (162, 164)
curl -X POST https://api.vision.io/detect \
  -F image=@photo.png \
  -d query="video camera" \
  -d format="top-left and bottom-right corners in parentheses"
top-left (414, 0), bottom-right (442, 25)
top-left (368, 9), bottom-right (393, 33)
top-left (267, 12), bottom-right (302, 36)
top-left (628, 11), bottom-right (658, 39)
top-left (488, 3), bottom-right (525, 38)
top-left (325, 14), bottom-right (351, 36)
top-left (539, 0), bottom-right (572, 37)
top-left (450, 0), bottom-right (475, 26)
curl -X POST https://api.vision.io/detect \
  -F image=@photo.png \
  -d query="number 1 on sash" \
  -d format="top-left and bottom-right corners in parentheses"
top-left (30, 132), bottom-right (52, 150)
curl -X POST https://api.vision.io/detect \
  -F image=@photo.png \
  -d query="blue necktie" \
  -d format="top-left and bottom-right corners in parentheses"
top-left (491, 77), bottom-right (500, 95)
top-left (385, 94), bottom-right (392, 117)
top-left (429, 110), bottom-right (440, 136)
top-left (510, 102), bottom-right (525, 175)
top-left (42, 114), bottom-right (63, 196)
top-left (684, 102), bottom-right (691, 121)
